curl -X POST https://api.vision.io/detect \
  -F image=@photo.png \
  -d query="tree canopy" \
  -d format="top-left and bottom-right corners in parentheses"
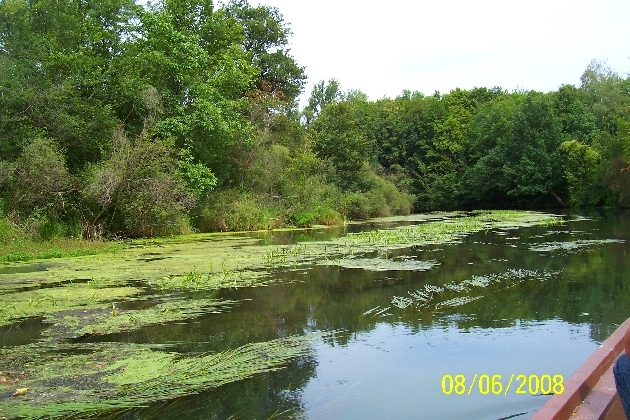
top-left (0, 0), bottom-right (628, 239)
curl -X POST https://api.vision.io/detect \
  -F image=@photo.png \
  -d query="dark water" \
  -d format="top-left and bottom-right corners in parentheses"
top-left (0, 261), bottom-right (61, 274)
top-left (110, 210), bottom-right (630, 419)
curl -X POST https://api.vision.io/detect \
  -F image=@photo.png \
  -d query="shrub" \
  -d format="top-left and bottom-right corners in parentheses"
top-left (343, 193), bottom-right (371, 220)
top-left (340, 171), bottom-right (415, 221)
top-left (4, 138), bottom-right (75, 220)
top-left (293, 210), bottom-right (317, 228)
top-left (317, 208), bottom-right (342, 225)
top-left (0, 217), bottom-right (21, 245)
top-left (197, 190), bottom-right (282, 232)
top-left (83, 132), bottom-right (195, 237)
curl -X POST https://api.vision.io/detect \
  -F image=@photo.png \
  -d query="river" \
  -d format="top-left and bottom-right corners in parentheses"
top-left (1, 210), bottom-right (629, 419)
top-left (83, 209), bottom-right (629, 420)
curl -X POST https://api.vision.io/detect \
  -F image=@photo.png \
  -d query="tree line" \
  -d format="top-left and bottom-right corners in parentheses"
top-left (307, 63), bottom-right (630, 211)
top-left (0, 0), bottom-right (628, 240)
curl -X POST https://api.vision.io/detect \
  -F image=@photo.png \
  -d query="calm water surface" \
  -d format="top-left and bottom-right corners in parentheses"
top-left (106, 210), bottom-right (630, 419)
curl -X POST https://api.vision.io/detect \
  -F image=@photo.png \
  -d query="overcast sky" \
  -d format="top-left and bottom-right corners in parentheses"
top-left (250, 0), bottom-right (630, 104)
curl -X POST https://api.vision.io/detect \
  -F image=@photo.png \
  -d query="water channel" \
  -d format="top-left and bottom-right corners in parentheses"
top-left (4, 210), bottom-right (630, 419)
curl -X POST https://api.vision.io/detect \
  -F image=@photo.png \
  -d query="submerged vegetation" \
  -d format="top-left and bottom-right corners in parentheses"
top-left (0, 283), bottom-right (142, 328)
top-left (0, 335), bottom-right (319, 419)
top-left (387, 268), bottom-right (563, 315)
top-left (320, 257), bottom-right (440, 272)
top-left (529, 238), bottom-right (625, 253)
top-left (0, 210), bottom-right (570, 418)
top-left (40, 297), bottom-right (236, 340)
top-left (0, 211), bottom-right (562, 320)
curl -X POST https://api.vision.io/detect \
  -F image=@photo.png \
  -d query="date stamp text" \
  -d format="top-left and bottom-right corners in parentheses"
top-left (441, 374), bottom-right (564, 396)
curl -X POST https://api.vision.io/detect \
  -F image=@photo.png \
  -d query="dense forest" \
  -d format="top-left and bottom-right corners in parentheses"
top-left (1, 0), bottom-right (629, 240)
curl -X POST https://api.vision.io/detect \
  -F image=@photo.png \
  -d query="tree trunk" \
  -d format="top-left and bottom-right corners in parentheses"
top-left (550, 190), bottom-right (567, 208)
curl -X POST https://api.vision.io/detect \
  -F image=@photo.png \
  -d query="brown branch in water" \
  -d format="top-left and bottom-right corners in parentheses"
top-left (550, 190), bottom-right (567, 208)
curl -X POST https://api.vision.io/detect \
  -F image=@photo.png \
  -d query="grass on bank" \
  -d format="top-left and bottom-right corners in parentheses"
top-left (0, 216), bottom-right (121, 263)
top-left (0, 238), bottom-right (120, 263)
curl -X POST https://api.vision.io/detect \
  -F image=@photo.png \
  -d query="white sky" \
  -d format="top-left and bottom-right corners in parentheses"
top-left (251, 0), bottom-right (630, 103)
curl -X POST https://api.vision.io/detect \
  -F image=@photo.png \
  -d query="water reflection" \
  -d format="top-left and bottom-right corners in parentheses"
top-left (97, 211), bottom-right (629, 419)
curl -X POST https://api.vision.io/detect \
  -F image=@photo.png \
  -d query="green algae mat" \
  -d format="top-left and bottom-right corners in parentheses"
top-left (0, 210), bottom-right (564, 419)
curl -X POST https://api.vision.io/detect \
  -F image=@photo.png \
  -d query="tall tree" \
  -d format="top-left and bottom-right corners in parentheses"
top-left (303, 79), bottom-right (342, 125)
top-left (0, 0), bottom-right (138, 169)
top-left (552, 84), bottom-right (598, 143)
top-left (466, 92), bottom-right (565, 208)
top-left (222, 0), bottom-right (305, 105)
top-left (310, 101), bottom-right (372, 191)
top-left (121, 0), bottom-right (258, 185)
top-left (580, 59), bottom-right (628, 135)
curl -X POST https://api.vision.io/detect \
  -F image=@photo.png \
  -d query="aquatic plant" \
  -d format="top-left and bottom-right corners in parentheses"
top-left (0, 334), bottom-right (321, 419)
top-left (319, 257), bottom-right (439, 272)
top-left (388, 268), bottom-right (562, 314)
top-left (529, 239), bottom-right (625, 253)
top-left (0, 284), bottom-right (142, 327)
top-left (41, 298), bottom-right (237, 340)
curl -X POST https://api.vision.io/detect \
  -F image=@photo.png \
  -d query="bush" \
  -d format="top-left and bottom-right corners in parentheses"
top-left (372, 174), bottom-right (415, 215)
top-left (292, 210), bottom-right (317, 228)
top-left (20, 212), bottom-right (82, 241)
top-left (83, 132), bottom-right (195, 237)
top-left (340, 171), bottom-right (415, 221)
top-left (317, 208), bottom-right (342, 225)
top-left (4, 138), bottom-right (75, 220)
top-left (343, 193), bottom-right (371, 220)
top-left (197, 190), bottom-right (282, 232)
top-left (0, 217), bottom-right (21, 245)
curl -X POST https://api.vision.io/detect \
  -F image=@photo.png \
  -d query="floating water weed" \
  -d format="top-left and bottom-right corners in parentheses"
top-left (529, 239), bottom-right (625, 253)
top-left (0, 285), bottom-right (142, 327)
top-left (0, 333), bottom-right (321, 419)
top-left (41, 298), bottom-right (237, 339)
top-left (374, 306), bottom-right (391, 316)
top-left (391, 296), bottom-right (413, 309)
top-left (435, 296), bottom-right (483, 309)
top-left (319, 258), bottom-right (439, 272)
top-left (337, 211), bottom-right (561, 253)
top-left (360, 306), bottom-right (381, 317)
top-left (390, 268), bottom-right (562, 316)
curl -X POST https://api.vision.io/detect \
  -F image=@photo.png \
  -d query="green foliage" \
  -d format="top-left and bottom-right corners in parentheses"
top-left (223, 0), bottom-right (306, 103)
top-left (580, 59), bottom-right (629, 134)
top-left (245, 144), bottom-right (291, 195)
top-left (0, 217), bottom-right (20, 245)
top-left (303, 79), bottom-right (343, 124)
top-left (292, 209), bottom-right (318, 228)
top-left (127, 2), bottom-right (258, 185)
top-left (345, 89), bottom-right (369, 104)
top-left (1, 0), bottom-right (629, 244)
top-left (559, 140), bottom-right (606, 206)
top-left (552, 84), bottom-right (598, 142)
top-left (310, 102), bottom-right (374, 191)
top-left (343, 193), bottom-right (371, 220)
top-left (464, 92), bottom-right (565, 208)
top-left (317, 208), bottom-right (343, 225)
top-left (83, 132), bottom-right (194, 237)
top-left (337, 168), bottom-right (415, 218)
top-left (602, 157), bottom-right (630, 207)
top-left (198, 190), bottom-right (282, 231)
top-left (176, 148), bottom-right (218, 200)
top-left (0, 226), bottom-right (119, 262)
top-left (3, 138), bottom-right (76, 222)
top-left (0, 0), bottom-right (133, 169)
